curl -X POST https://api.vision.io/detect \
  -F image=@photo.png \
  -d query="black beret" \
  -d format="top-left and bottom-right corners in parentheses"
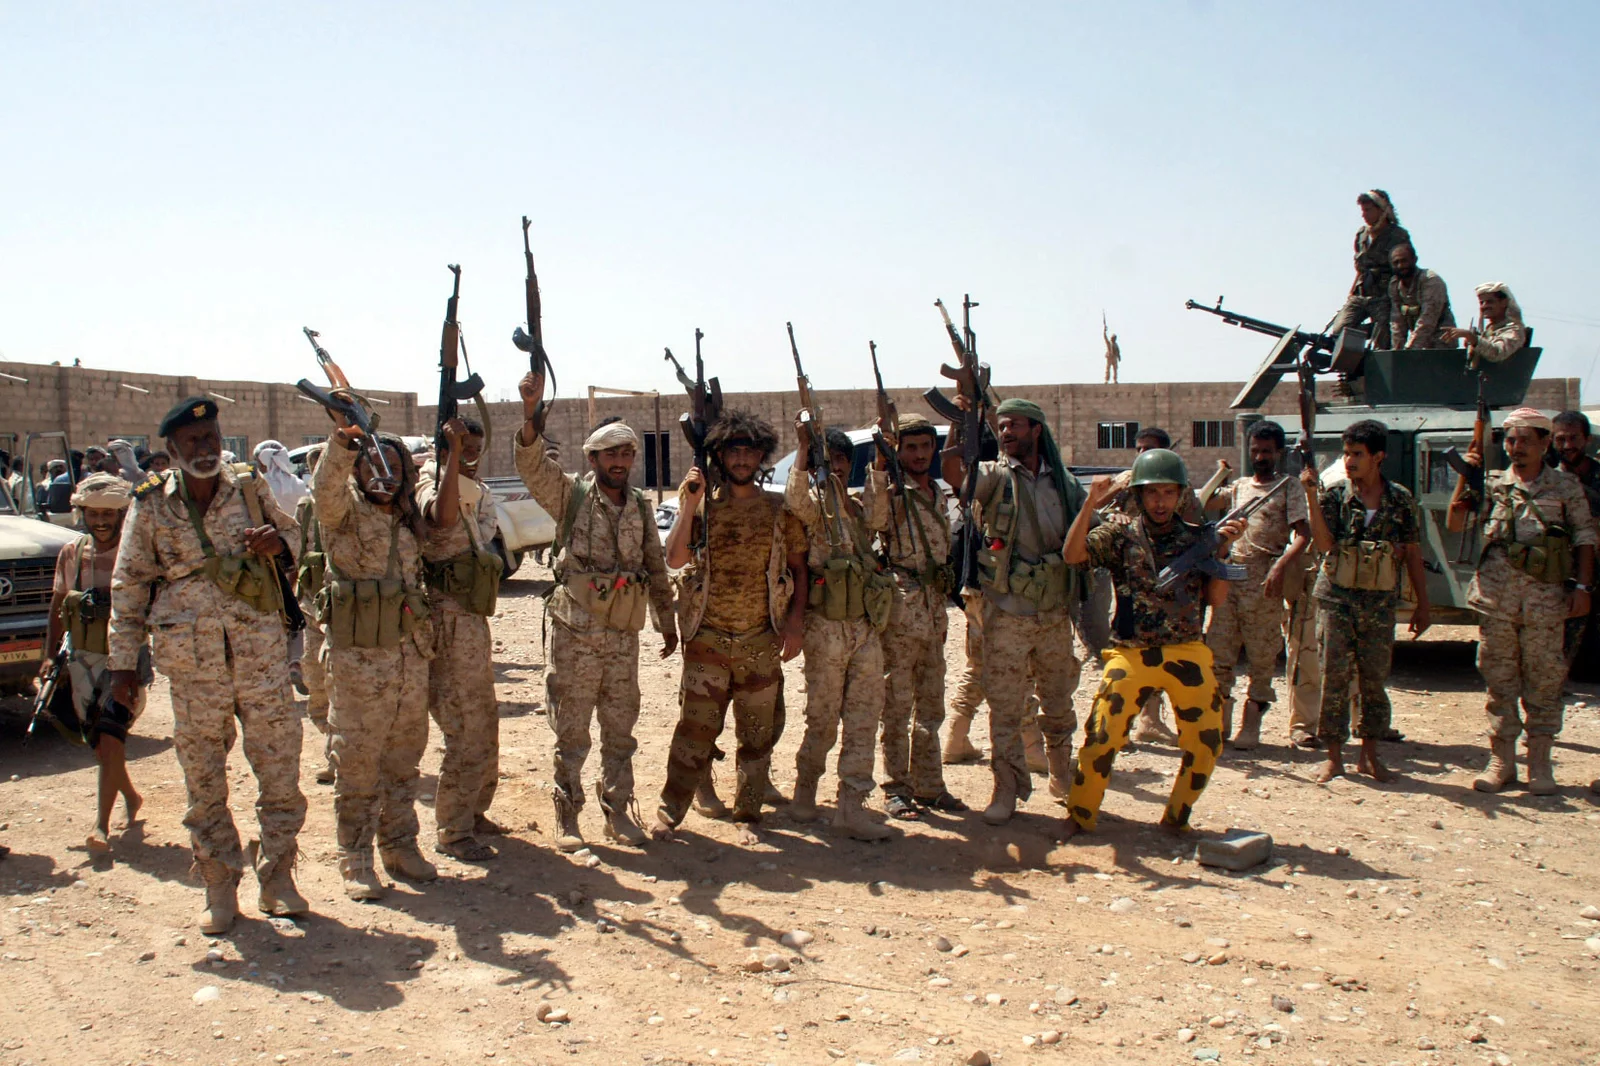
top-left (159, 396), bottom-right (219, 437)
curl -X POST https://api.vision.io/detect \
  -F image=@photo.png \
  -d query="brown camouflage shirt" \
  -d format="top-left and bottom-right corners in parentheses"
top-left (1085, 517), bottom-right (1208, 647)
top-left (784, 464), bottom-right (889, 572)
top-left (861, 474), bottom-right (951, 580)
top-left (310, 438), bottom-right (426, 587)
top-left (416, 459), bottom-right (499, 562)
top-left (108, 463), bottom-right (299, 671)
top-left (1215, 475), bottom-right (1309, 563)
top-left (1468, 465), bottom-right (1598, 620)
top-left (690, 490), bottom-right (807, 635)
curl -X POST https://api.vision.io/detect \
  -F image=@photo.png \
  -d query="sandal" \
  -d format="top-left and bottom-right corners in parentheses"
top-left (914, 791), bottom-right (969, 813)
top-left (884, 795), bottom-right (921, 820)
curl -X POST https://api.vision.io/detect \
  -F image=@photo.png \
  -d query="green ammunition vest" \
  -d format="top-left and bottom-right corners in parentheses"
top-left (804, 477), bottom-right (892, 631)
top-left (316, 516), bottom-right (431, 650)
top-left (976, 467), bottom-right (1077, 611)
top-left (1482, 483), bottom-right (1574, 585)
top-left (422, 492), bottom-right (503, 617)
top-left (60, 536), bottom-right (110, 655)
top-left (179, 468), bottom-right (284, 618)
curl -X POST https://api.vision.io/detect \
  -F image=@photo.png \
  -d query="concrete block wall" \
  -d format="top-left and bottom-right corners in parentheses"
top-left (0, 361), bottom-right (419, 476)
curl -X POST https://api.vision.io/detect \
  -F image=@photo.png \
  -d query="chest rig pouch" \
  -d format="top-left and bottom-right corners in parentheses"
top-left (894, 488), bottom-right (957, 597)
top-left (424, 493), bottom-right (503, 616)
top-left (805, 480), bottom-right (893, 631)
top-left (60, 537), bottom-right (110, 655)
top-left (1330, 540), bottom-right (1399, 591)
top-left (180, 472), bottom-right (284, 617)
top-left (297, 512), bottom-right (326, 602)
top-left (1484, 487), bottom-right (1573, 585)
top-left (977, 469), bottom-right (1076, 610)
top-left (317, 517), bottom-right (431, 649)
top-left (555, 477), bottom-right (653, 631)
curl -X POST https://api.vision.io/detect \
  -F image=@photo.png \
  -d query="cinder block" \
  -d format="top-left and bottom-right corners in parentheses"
top-left (1195, 829), bottom-right (1273, 871)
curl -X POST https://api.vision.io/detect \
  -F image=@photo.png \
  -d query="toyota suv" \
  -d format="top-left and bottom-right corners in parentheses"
top-left (0, 480), bottom-right (80, 695)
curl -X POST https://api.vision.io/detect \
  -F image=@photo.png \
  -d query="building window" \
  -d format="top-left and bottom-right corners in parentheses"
top-left (222, 436), bottom-right (249, 460)
top-left (1191, 420), bottom-right (1236, 449)
top-left (1097, 421), bottom-right (1140, 450)
top-left (642, 432), bottom-right (672, 489)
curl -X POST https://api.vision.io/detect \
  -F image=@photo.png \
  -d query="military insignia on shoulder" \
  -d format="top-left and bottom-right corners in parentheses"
top-left (131, 471), bottom-right (165, 499)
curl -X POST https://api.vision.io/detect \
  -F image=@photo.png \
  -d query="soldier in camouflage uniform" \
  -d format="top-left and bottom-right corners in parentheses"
top-left (313, 415), bottom-right (439, 899)
top-left (1449, 408), bottom-right (1596, 795)
top-left (787, 424), bottom-right (895, 841)
top-left (515, 371), bottom-right (676, 850)
top-left (109, 397), bottom-right (307, 933)
top-left (418, 417), bottom-right (505, 861)
top-left (293, 448), bottom-right (335, 786)
top-left (1060, 449), bottom-right (1244, 837)
top-left (866, 414), bottom-right (965, 818)
top-left (1329, 189), bottom-right (1410, 350)
top-left (1203, 421), bottom-right (1310, 749)
top-left (1442, 283), bottom-right (1527, 364)
top-left (1383, 244), bottom-right (1456, 350)
top-left (1552, 411), bottom-right (1600, 676)
top-left (1303, 419), bottom-right (1432, 784)
top-left (941, 398), bottom-right (1085, 825)
top-left (651, 410), bottom-right (808, 845)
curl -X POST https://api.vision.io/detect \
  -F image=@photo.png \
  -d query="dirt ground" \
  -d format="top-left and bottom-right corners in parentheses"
top-left (3, 562), bottom-right (1599, 1066)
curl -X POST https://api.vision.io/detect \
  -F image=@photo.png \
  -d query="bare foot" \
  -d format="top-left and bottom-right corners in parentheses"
top-left (1356, 744), bottom-right (1394, 783)
top-left (1315, 760), bottom-right (1344, 784)
top-left (86, 828), bottom-right (111, 854)
top-left (121, 791), bottom-right (143, 828)
top-left (734, 823), bottom-right (761, 847)
top-left (1059, 817), bottom-right (1085, 842)
top-left (648, 814), bottom-right (674, 842)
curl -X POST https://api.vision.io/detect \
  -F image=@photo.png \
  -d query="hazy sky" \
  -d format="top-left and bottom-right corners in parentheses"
top-left (4, 2), bottom-right (1597, 406)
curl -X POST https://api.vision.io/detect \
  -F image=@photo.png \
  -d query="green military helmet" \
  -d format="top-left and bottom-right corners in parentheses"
top-left (1129, 448), bottom-right (1189, 487)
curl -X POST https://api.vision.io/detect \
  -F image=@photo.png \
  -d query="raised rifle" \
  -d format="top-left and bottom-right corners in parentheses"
top-left (788, 322), bottom-right (827, 480)
top-left (1443, 371), bottom-right (1490, 561)
top-left (869, 340), bottom-right (905, 557)
top-left (1153, 476), bottom-right (1292, 598)
top-left (295, 328), bottom-right (397, 490)
top-left (435, 264), bottom-right (485, 457)
top-left (665, 331), bottom-right (721, 548)
top-left (511, 216), bottom-right (557, 433)
top-left (923, 295), bottom-right (991, 589)
top-left (1295, 355), bottom-right (1318, 473)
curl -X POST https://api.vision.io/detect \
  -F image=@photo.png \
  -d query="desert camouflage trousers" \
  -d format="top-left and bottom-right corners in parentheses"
top-left (328, 640), bottom-right (430, 852)
top-left (1479, 605), bottom-right (1567, 741)
top-left (301, 623), bottom-right (333, 777)
top-left (980, 602), bottom-right (1079, 799)
top-left (950, 591), bottom-right (986, 718)
top-left (1204, 559), bottom-right (1284, 715)
top-left (879, 586), bottom-right (949, 800)
top-left (1283, 583), bottom-right (1322, 737)
top-left (1316, 597), bottom-right (1395, 742)
top-left (546, 619), bottom-right (641, 812)
top-left (795, 614), bottom-right (884, 802)
top-left (1066, 641), bottom-right (1222, 831)
top-left (152, 616), bottom-right (306, 881)
top-left (429, 604), bottom-right (499, 844)
top-left (658, 626), bottom-right (785, 826)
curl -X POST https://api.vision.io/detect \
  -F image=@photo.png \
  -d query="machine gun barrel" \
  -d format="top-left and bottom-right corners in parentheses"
top-left (1186, 298), bottom-right (1339, 352)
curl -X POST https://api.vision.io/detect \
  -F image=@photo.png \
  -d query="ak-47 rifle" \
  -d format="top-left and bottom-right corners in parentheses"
top-left (788, 322), bottom-right (827, 480)
top-left (665, 330), bottom-right (722, 549)
top-left (868, 340), bottom-right (905, 557)
top-left (435, 264), bottom-right (485, 457)
top-left (1295, 355), bottom-right (1319, 473)
top-left (296, 328), bottom-right (397, 491)
top-left (1443, 371), bottom-right (1490, 561)
top-left (923, 295), bottom-right (991, 589)
top-left (1153, 476), bottom-right (1292, 598)
top-left (26, 635), bottom-right (83, 746)
top-left (512, 216), bottom-right (557, 433)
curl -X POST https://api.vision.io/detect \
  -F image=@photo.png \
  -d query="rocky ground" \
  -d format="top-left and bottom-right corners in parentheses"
top-left (2, 562), bottom-right (1599, 1066)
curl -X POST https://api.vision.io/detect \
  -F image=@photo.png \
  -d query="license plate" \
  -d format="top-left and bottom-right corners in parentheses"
top-left (0, 640), bottom-right (44, 665)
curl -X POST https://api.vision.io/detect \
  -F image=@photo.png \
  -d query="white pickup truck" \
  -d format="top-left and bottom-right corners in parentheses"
top-left (288, 441), bottom-right (555, 581)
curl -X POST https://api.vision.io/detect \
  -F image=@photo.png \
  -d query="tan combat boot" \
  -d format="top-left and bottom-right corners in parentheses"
top-left (1130, 697), bottom-right (1177, 744)
top-left (1472, 737), bottom-right (1519, 793)
top-left (789, 777), bottom-right (820, 823)
top-left (943, 712), bottom-right (982, 764)
top-left (1046, 742), bottom-right (1074, 804)
top-left (198, 868), bottom-right (241, 935)
top-left (602, 796), bottom-right (649, 846)
top-left (340, 849), bottom-right (386, 901)
top-left (551, 792), bottom-right (584, 852)
top-left (381, 844), bottom-right (439, 881)
top-left (1232, 700), bottom-right (1264, 751)
top-left (832, 792), bottom-right (894, 842)
top-left (249, 841), bottom-right (309, 918)
top-left (1525, 735), bottom-right (1558, 796)
top-left (982, 772), bottom-right (1017, 826)
top-left (1022, 720), bottom-right (1048, 774)
top-left (693, 774), bottom-right (730, 819)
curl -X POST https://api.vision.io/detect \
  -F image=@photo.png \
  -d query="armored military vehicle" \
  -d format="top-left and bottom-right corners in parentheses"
top-left (1188, 299), bottom-right (1552, 629)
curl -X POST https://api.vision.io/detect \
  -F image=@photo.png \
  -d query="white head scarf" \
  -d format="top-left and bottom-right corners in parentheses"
top-left (1474, 282), bottom-right (1524, 323)
top-left (584, 421), bottom-right (641, 454)
top-left (70, 472), bottom-right (132, 510)
top-left (252, 440), bottom-right (306, 506)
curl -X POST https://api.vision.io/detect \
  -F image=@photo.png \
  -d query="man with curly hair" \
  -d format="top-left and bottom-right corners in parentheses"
top-left (1330, 189), bottom-right (1412, 350)
top-left (652, 410), bottom-right (807, 845)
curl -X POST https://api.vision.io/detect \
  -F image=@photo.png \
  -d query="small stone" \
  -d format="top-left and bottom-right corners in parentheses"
top-left (984, 992), bottom-right (1004, 1005)
top-left (826, 1051), bottom-right (846, 1060)
top-left (780, 930), bottom-right (814, 949)
top-left (892, 1049), bottom-right (922, 1061)
top-left (1053, 987), bottom-right (1078, 1005)
top-left (205, 949), bottom-right (225, 963)
top-left (534, 1004), bottom-right (553, 1022)
top-left (1174, 917), bottom-right (1192, 928)
top-left (1581, 905), bottom-right (1600, 921)
top-left (568, 890), bottom-right (585, 907)
top-left (1206, 952), bottom-right (1229, 965)
top-left (1294, 928), bottom-right (1313, 940)
top-left (1208, 1016), bottom-right (1227, 1029)
top-left (1416, 1037), bottom-right (1436, 1050)
top-left (173, 936), bottom-right (187, 947)
top-left (1585, 937), bottom-right (1600, 956)
top-left (932, 936), bottom-right (954, 953)
top-left (1177, 1028), bottom-right (1196, 1043)
top-left (1195, 829), bottom-right (1273, 871)
top-left (545, 1008), bottom-right (570, 1024)
top-left (952, 945), bottom-right (970, 958)
top-left (966, 1052), bottom-right (991, 1066)
top-left (1255, 1036), bottom-right (1273, 1049)
top-left (1039, 1030), bottom-right (1061, 1045)
top-left (1271, 995), bottom-right (1294, 1013)
top-left (582, 854), bottom-right (601, 868)
top-left (743, 958), bottom-right (767, 973)
top-left (929, 977), bottom-right (952, 988)
top-left (1020, 1035), bottom-right (1037, 1048)
top-left (1108, 897), bottom-right (1136, 914)
top-left (647, 1015), bottom-right (664, 1026)
top-left (1465, 1025), bottom-right (1486, 1043)
top-left (192, 986), bottom-right (220, 1004)
top-left (1181, 951), bottom-right (1203, 964)
top-left (1193, 1051), bottom-right (1221, 1062)
top-left (138, 950), bottom-right (156, 962)
top-left (763, 953), bottom-right (790, 972)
